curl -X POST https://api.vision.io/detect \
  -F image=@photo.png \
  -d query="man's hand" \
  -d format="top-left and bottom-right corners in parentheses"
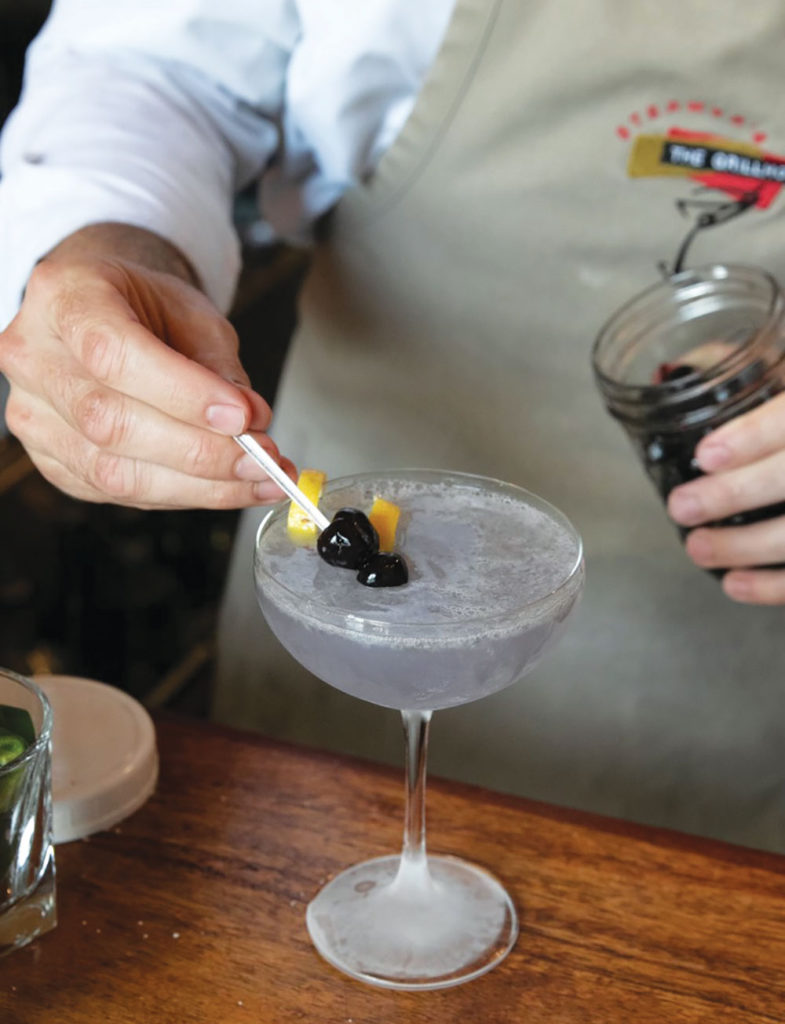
top-left (668, 393), bottom-right (785, 604)
top-left (0, 225), bottom-right (295, 509)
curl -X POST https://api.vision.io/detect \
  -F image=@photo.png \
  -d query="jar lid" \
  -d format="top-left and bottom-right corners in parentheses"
top-left (34, 674), bottom-right (158, 844)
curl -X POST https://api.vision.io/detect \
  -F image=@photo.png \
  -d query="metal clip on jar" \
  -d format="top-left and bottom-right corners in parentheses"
top-left (592, 264), bottom-right (785, 570)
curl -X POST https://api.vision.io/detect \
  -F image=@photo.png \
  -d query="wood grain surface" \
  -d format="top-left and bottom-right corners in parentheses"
top-left (2, 715), bottom-right (784, 1023)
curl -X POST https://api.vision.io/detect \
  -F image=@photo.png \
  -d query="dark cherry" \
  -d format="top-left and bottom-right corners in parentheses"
top-left (317, 509), bottom-right (379, 569)
top-left (357, 552), bottom-right (409, 588)
top-left (656, 362), bottom-right (696, 383)
top-left (663, 363), bottom-right (696, 381)
top-left (332, 506), bottom-right (364, 521)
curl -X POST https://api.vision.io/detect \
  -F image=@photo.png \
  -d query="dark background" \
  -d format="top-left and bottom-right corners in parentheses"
top-left (0, 1), bottom-right (304, 714)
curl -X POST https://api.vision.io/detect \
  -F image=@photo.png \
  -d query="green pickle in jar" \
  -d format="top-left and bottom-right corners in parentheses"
top-left (0, 707), bottom-right (35, 815)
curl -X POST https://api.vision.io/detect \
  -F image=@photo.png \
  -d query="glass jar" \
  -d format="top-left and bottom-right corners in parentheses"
top-left (592, 264), bottom-right (785, 561)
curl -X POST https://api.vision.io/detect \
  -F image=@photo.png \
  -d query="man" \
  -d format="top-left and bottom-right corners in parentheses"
top-left (3, 0), bottom-right (785, 850)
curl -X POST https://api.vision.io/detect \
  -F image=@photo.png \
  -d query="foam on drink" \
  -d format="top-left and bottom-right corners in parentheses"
top-left (256, 473), bottom-right (583, 710)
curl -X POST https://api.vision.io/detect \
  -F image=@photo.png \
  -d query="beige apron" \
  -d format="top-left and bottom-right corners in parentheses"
top-left (217, 0), bottom-right (785, 851)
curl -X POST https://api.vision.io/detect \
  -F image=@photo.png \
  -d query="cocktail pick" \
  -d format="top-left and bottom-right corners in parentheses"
top-left (233, 434), bottom-right (330, 532)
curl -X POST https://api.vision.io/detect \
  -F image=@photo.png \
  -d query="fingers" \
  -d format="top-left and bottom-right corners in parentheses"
top-left (17, 382), bottom-right (282, 480)
top-left (664, 391), bottom-right (785, 605)
top-left (670, 442), bottom-right (785, 604)
top-left (114, 265), bottom-right (274, 433)
top-left (25, 260), bottom-right (272, 435)
top-left (668, 449), bottom-right (785, 526)
top-left (695, 390), bottom-right (785, 472)
top-left (681, 514), bottom-right (785, 606)
top-left (64, 311), bottom-right (256, 436)
top-left (721, 569), bottom-right (785, 605)
top-left (7, 387), bottom-right (295, 510)
top-left (1, 257), bottom-right (293, 510)
top-left (22, 418), bottom-right (292, 509)
top-left (31, 446), bottom-right (288, 510)
top-left (685, 518), bottom-right (785, 570)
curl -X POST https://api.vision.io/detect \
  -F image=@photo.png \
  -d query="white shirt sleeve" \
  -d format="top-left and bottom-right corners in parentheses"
top-left (0, 0), bottom-right (454, 328)
top-left (0, 0), bottom-right (297, 324)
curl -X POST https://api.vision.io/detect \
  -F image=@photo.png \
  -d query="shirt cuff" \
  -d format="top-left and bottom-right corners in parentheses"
top-left (0, 160), bottom-right (241, 329)
top-left (0, 51), bottom-right (257, 328)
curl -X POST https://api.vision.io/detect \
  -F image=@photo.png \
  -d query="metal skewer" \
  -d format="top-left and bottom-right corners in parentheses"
top-left (234, 434), bottom-right (330, 532)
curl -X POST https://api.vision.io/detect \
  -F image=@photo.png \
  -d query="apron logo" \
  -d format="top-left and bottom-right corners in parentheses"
top-left (628, 129), bottom-right (784, 208)
top-left (617, 103), bottom-right (779, 274)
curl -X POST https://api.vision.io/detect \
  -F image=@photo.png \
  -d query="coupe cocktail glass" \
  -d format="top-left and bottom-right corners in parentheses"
top-left (254, 469), bottom-right (584, 990)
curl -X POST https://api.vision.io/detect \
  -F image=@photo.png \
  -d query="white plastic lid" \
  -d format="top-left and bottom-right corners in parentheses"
top-left (34, 675), bottom-right (158, 845)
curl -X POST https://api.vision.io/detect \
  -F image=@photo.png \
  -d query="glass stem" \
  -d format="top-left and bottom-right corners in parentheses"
top-left (395, 709), bottom-right (433, 890)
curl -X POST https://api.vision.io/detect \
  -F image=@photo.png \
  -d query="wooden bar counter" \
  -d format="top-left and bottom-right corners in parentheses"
top-left (2, 715), bottom-right (785, 1023)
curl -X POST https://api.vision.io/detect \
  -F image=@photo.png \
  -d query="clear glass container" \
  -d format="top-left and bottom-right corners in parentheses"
top-left (592, 264), bottom-right (785, 556)
top-left (0, 668), bottom-right (56, 955)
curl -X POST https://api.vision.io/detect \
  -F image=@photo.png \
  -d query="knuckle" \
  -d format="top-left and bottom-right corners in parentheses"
top-left (33, 456), bottom-right (84, 500)
top-left (3, 393), bottom-right (32, 440)
top-left (0, 324), bottom-right (28, 378)
top-left (45, 274), bottom-right (93, 344)
top-left (25, 259), bottom-right (65, 302)
top-left (90, 451), bottom-right (136, 499)
top-left (78, 322), bottom-right (127, 382)
top-left (220, 318), bottom-right (239, 343)
top-left (73, 387), bottom-right (127, 448)
top-left (29, 455), bottom-right (69, 494)
top-left (212, 317), bottom-right (240, 352)
top-left (183, 431), bottom-right (222, 478)
top-left (38, 261), bottom-right (116, 333)
top-left (205, 480), bottom-right (247, 510)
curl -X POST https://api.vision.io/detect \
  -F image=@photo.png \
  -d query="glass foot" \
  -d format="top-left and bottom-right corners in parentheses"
top-left (306, 854), bottom-right (518, 990)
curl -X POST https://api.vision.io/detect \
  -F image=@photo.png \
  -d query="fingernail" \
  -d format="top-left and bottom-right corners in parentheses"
top-left (697, 441), bottom-right (730, 471)
top-left (724, 573), bottom-right (752, 601)
top-left (206, 404), bottom-right (246, 435)
top-left (686, 530), bottom-right (713, 563)
top-left (234, 454), bottom-right (267, 481)
top-left (669, 491), bottom-right (703, 525)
